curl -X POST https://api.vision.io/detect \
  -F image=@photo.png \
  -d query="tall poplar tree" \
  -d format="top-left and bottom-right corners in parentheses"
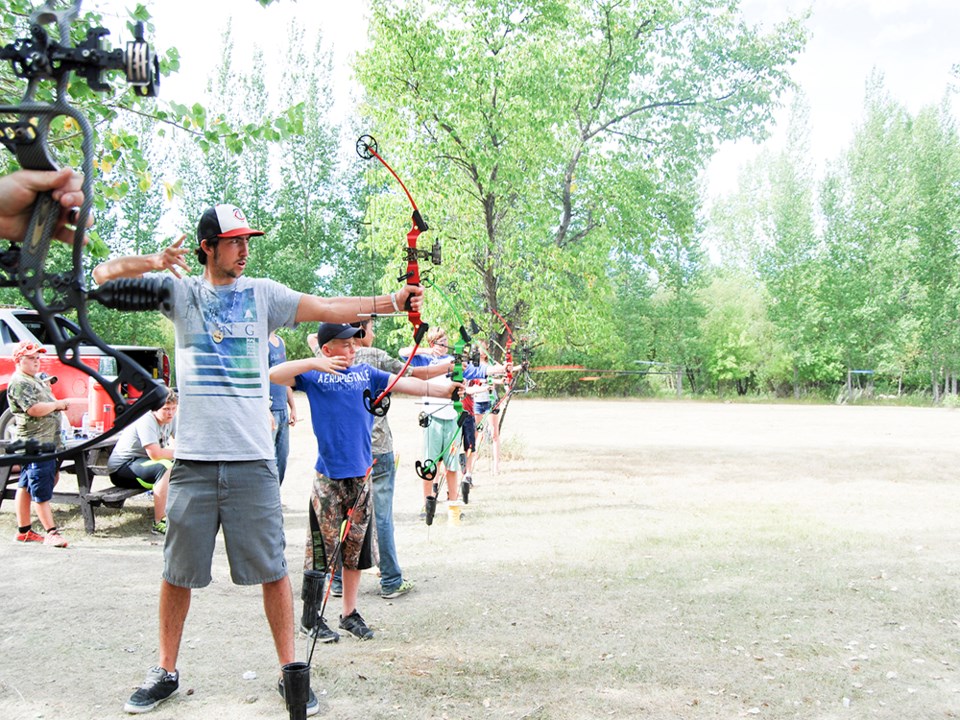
top-left (909, 103), bottom-right (960, 399)
top-left (821, 75), bottom-right (916, 397)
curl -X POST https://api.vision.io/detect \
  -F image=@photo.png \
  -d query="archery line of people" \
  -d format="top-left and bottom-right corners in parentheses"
top-left (0, 169), bottom-right (522, 716)
top-left (398, 329), bottom-right (520, 521)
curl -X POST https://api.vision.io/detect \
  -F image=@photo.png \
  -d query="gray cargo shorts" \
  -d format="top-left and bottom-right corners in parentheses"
top-left (163, 459), bottom-right (287, 588)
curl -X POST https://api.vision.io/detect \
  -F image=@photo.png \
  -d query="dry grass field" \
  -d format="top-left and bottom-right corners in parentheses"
top-left (2, 397), bottom-right (960, 719)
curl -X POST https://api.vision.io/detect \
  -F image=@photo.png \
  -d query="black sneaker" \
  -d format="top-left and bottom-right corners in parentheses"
top-left (277, 677), bottom-right (320, 717)
top-left (339, 610), bottom-right (374, 640)
top-left (123, 666), bottom-right (179, 714)
top-left (424, 495), bottom-right (437, 526)
top-left (299, 616), bottom-right (340, 643)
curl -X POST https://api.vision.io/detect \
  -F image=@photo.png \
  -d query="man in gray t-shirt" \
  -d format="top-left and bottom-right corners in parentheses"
top-left (93, 203), bottom-right (426, 717)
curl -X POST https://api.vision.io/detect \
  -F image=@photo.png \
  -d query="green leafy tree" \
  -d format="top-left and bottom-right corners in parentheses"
top-left (820, 74), bottom-right (917, 399)
top-left (908, 103), bottom-right (960, 400)
top-left (759, 100), bottom-right (833, 395)
top-left (86, 111), bottom-right (173, 348)
top-left (696, 270), bottom-right (776, 395)
top-left (355, 0), bottom-right (808, 363)
top-left (648, 216), bottom-right (707, 395)
top-left (271, 24), bottom-right (351, 296)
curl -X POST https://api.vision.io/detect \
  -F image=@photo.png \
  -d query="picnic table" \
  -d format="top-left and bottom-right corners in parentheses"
top-left (0, 434), bottom-right (141, 534)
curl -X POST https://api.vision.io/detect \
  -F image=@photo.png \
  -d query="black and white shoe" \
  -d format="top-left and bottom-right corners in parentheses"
top-left (123, 666), bottom-right (179, 714)
top-left (299, 616), bottom-right (340, 643)
top-left (339, 610), bottom-right (374, 640)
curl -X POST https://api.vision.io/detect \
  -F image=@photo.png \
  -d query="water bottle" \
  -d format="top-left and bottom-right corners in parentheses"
top-left (81, 412), bottom-right (89, 437)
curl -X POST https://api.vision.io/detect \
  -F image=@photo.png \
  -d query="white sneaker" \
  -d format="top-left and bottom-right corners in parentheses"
top-left (43, 531), bottom-right (68, 548)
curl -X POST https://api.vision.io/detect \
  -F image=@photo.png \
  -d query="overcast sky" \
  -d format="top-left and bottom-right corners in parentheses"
top-left (710, 0), bottom-right (960, 194)
top-left (91, 0), bottom-right (959, 197)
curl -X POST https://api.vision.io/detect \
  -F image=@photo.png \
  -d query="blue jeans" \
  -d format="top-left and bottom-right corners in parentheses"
top-left (372, 451), bottom-right (402, 593)
top-left (272, 408), bottom-right (289, 485)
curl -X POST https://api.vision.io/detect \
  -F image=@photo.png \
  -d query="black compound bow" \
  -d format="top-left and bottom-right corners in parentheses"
top-left (0, 1), bottom-right (171, 464)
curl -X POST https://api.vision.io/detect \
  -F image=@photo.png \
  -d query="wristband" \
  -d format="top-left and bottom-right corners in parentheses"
top-left (390, 292), bottom-right (400, 312)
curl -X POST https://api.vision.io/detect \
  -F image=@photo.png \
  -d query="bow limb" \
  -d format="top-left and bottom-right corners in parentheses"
top-left (490, 307), bottom-right (515, 388)
top-left (490, 307), bottom-right (523, 432)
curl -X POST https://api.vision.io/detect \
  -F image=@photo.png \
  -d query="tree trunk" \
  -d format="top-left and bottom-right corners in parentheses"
top-left (932, 366), bottom-right (940, 404)
top-left (793, 364), bottom-right (799, 400)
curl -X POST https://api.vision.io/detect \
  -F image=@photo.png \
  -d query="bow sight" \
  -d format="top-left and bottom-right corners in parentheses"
top-left (0, 0), bottom-right (170, 465)
top-left (0, 2), bottom-right (159, 100)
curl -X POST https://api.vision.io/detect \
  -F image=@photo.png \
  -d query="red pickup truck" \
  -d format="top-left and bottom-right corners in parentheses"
top-left (0, 307), bottom-right (170, 436)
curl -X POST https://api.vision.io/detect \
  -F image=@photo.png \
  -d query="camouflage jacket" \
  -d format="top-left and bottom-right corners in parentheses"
top-left (7, 371), bottom-right (62, 445)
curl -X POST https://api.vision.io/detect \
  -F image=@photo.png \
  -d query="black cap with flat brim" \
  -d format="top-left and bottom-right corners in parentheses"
top-left (316, 322), bottom-right (365, 348)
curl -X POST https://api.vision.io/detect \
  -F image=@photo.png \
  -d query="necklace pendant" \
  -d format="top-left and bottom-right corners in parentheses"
top-left (212, 330), bottom-right (224, 344)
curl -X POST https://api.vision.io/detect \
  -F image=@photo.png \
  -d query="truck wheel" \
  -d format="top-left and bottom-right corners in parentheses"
top-left (0, 408), bottom-right (14, 442)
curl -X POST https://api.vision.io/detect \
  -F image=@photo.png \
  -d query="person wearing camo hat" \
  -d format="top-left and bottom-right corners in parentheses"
top-left (7, 340), bottom-right (73, 547)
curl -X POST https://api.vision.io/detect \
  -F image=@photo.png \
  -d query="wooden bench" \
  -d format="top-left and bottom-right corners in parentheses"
top-left (86, 480), bottom-right (147, 509)
top-left (0, 436), bottom-right (146, 533)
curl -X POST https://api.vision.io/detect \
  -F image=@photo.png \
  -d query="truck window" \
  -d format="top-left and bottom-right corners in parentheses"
top-left (0, 320), bottom-right (13, 344)
top-left (14, 312), bottom-right (81, 345)
top-left (19, 317), bottom-right (50, 344)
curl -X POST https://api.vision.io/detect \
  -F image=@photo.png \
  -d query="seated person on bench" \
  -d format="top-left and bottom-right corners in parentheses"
top-left (107, 387), bottom-right (178, 535)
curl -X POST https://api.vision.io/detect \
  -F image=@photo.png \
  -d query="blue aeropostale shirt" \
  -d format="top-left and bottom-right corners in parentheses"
top-left (294, 364), bottom-right (392, 479)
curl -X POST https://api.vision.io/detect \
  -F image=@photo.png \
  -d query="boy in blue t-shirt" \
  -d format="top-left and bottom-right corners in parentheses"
top-left (269, 322), bottom-right (461, 642)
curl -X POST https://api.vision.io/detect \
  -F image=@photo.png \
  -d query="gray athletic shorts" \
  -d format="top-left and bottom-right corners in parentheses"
top-left (163, 459), bottom-right (287, 588)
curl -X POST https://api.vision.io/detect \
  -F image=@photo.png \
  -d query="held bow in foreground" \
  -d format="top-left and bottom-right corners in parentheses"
top-left (0, 1), bottom-right (171, 464)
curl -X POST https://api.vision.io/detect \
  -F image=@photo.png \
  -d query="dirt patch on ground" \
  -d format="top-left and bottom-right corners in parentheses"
top-left (2, 398), bottom-right (960, 719)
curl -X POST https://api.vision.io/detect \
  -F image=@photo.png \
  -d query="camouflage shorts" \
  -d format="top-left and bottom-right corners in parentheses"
top-left (304, 473), bottom-right (371, 573)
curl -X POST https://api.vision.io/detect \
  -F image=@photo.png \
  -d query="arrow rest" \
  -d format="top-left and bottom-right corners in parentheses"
top-left (402, 239), bottom-right (441, 269)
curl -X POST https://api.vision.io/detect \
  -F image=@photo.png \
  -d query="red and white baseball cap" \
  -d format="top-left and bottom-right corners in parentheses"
top-left (13, 341), bottom-right (46, 362)
top-left (196, 204), bottom-right (265, 242)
